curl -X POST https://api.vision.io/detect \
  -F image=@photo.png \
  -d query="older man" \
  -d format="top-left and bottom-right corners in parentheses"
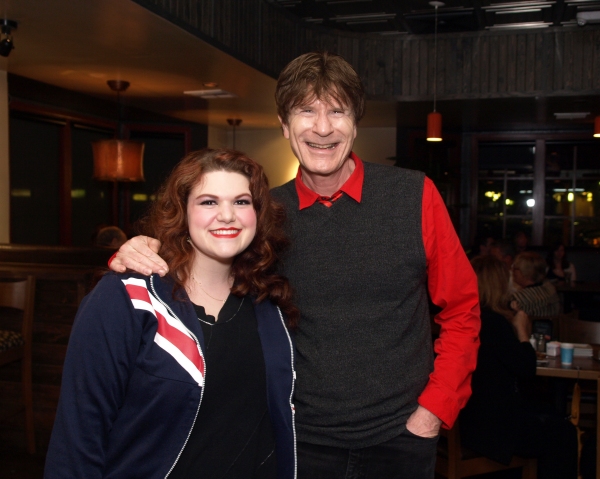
top-left (111, 52), bottom-right (480, 479)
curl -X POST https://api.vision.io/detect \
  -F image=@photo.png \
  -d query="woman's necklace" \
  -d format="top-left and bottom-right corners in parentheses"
top-left (190, 274), bottom-right (229, 304)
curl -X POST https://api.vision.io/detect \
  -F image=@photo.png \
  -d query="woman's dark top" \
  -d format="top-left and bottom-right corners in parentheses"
top-left (169, 294), bottom-right (277, 479)
top-left (459, 308), bottom-right (537, 465)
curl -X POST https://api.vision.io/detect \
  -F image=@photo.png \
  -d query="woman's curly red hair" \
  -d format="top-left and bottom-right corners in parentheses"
top-left (137, 148), bottom-right (299, 328)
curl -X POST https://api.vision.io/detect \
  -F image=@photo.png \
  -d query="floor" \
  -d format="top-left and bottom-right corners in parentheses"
top-left (0, 447), bottom-right (524, 479)
top-left (0, 448), bottom-right (46, 479)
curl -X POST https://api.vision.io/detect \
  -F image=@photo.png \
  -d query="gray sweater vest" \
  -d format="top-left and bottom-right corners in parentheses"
top-left (271, 162), bottom-right (433, 448)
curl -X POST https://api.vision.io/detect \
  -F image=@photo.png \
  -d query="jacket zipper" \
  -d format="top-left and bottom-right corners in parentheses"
top-left (147, 276), bottom-right (206, 478)
top-left (277, 306), bottom-right (298, 479)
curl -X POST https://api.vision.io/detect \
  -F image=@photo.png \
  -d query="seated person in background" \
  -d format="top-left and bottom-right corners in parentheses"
top-left (546, 242), bottom-right (577, 284)
top-left (511, 251), bottom-right (561, 317)
top-left (514, 231), bottom-right (529, 254)
top-left (490, 239), bottom-right (515, 269)
top-left (469, 234), bottom-right (495, 259)
top-left (45, 149), bottom-right (298, 479)
top-left (461, 255), bottom-right (578, 479)
top-left (93, 225), bottom-right (127, 249)
top-left (491, 240), bottom-right (517, 293)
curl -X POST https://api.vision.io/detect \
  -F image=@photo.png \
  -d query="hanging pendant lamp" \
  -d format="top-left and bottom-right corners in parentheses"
top-left (227, 118), bottom-right (242, 149)
top-left (427, 1), bottom-right (444, 142)
top-left (594, 116), bottom-right (600, 138)
top-left (93, 80), bottom-right (145, 181)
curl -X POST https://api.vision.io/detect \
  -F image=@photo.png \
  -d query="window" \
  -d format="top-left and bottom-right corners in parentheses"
top-left (9, 115), bottom-right (61, 245)
top-left (475, 137), bottom-right (600, 247)
top-left (9, 108), bottom-right (196, 246)
top-left (477, 142), bottom-right (535, 241)
top-left (544, 142), bottom-right (600, 247)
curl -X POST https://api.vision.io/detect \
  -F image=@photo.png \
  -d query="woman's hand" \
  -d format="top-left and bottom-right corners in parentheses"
top-left (109, 236), bottom-right (168, 276)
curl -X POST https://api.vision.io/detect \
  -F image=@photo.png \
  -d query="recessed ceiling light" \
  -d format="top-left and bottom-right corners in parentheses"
top-left (553, 112), bottom-right (590, 120)
top-left (184, 89), bottom-right (236, 99)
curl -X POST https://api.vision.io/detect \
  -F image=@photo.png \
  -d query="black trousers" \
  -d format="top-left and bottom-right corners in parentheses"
top-left (297, 429), bottom-right (438, 479)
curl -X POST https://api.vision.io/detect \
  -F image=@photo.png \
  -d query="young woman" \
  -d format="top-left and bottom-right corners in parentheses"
top-left (45, 149), bottom-right (298, 479)
top-left (546, 242), bottom-right (577, 283)
top-left (460, 255), bottom-right (577, 479)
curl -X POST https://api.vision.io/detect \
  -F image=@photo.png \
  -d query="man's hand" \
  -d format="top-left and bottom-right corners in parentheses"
top-left (405, 405), bottom-right (442, 438)
top-left (109, 236), bottom-right (168, 277)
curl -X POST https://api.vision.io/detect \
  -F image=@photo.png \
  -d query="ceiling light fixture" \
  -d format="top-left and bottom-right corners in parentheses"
top-left (184, 89), bottom-right (236, 99)
top-left (93, 80), bottom-right (145, 182)
top-left (553, 112), bottom-right (590, 120)
top-left (427, 1), bottom-right (444, 142)
top-left (227, 118), bottom-right (242, 149)
top-left (0, 19), bottom-right (17, 58)
top-left (92, 80), bottom-right (145, 226)
top-left (577, 10), bottom-right (600, 27)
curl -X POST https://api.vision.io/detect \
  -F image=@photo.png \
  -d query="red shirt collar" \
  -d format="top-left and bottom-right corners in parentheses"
top-left (295, 152), bottom-right (364, 210)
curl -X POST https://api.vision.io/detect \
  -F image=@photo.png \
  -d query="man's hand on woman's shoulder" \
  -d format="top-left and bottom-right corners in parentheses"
top-left (109, 235), bottom-right (168, 277)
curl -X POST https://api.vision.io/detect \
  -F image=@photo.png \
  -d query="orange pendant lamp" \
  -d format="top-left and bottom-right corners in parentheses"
top-left (594, 116), bottom-right (600, 138)
top-left (93, 80), bottom-right (145, 182)
top-left (92, 139), bottom-right (145, 181)
top-left (427, 1), bottom-right (444, 142)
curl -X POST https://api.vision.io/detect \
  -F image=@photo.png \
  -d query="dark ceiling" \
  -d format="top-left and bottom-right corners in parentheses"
top-left (268, 0), bottom-right (600, 35)
top-left (264, 0), bottom-right (600, 132)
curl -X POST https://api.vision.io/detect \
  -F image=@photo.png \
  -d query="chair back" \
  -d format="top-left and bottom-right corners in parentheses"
top-left (0, 275), bottom-right (37, 453)
top-left (559, 311), bottom-right (600, 344)
top-left (436, 418), bottom-right (537, 479)
top-left (0, 276), bottom-right (36, 344)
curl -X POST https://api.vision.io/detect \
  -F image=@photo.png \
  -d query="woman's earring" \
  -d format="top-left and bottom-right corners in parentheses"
top-left (186, 236), bottom-right (192, 244)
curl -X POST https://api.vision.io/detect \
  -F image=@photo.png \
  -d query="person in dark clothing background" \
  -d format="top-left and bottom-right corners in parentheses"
top-left (461, 255), bottom-right (578, 479)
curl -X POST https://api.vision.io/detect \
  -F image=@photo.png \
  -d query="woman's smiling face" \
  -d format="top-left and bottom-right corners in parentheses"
top-left (186, 170), bottom-right (257, 266)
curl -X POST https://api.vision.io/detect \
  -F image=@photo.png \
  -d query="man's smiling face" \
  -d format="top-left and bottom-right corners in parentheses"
top-left (279, 95), bottom-right (357, 182)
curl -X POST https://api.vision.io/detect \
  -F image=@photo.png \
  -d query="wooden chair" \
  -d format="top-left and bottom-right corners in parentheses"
top-left (570, 381), bottom-right (585, 479)
top-left (435, 419), bottom-right (537, 479)
top-left (559, 311), bottom-right (600, 344)
top-left (0, 276), bottom-right (36, 454)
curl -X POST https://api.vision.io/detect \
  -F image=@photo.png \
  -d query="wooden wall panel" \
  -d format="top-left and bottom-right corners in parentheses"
top-left (489, 35), bottom-right (500, 94)
top-left (515, 34), bottom-right (526, 92)
top-left (409, 40), bottom-right (420, 98)
top-left (462, 36), bottom-right (473, 95)
top-left (471, 34), bottom-right (481, 95)
top-left (446, 38), bottom-right (458, 96)
top-left (133, 0), bottom-right (600, 102)
top-left (438, 39), bottom-right (447, 98)
top-left (480, 36), bottom-right (490, 95)
top-left (419, 39), bottom-right (429, 97)
top-left (401, 40), bottom-right (412, 98)
top-left (553, 32), bottom-right (564, 91)
top-left (581, 31), bottom-right (594, 90)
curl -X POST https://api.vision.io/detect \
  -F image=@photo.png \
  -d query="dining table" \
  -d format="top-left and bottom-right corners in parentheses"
top-left (556, 281), bottom-right (600, 294)
top-left (536, 352), bottom-right (600, 475)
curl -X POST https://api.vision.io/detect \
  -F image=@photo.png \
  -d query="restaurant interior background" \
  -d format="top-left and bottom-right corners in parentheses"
top-left (1, 0), bottom-right (600, 474)
top-left (1, 0), bottom-right (600, 251)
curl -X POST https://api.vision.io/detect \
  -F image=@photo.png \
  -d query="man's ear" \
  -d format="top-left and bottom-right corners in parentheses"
top-left (278, 116), bottom-right (290, 139)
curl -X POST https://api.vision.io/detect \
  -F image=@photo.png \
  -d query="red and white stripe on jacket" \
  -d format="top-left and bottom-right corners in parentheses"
top-left (121, 277), bottom-right (205, 386)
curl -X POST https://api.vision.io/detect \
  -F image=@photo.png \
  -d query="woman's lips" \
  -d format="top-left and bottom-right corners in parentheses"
top-left (210, 228), bottom-right (241, 238)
